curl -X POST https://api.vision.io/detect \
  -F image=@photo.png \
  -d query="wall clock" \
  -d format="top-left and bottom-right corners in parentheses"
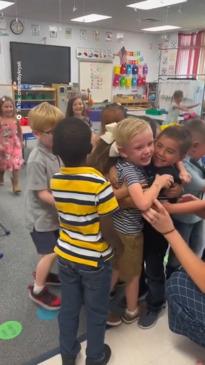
top-left (10, 19), bottom-right (24, 35)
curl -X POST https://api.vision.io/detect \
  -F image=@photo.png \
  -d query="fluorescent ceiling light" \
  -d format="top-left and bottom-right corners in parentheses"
top-left (71, 13), bottom-right (111, 23)
top-left (0, 1), bottom-right (14, 11)
top-left (127, 0), bottom-right (187, 11)
top-left (142, 25), bottom-right (180, 31)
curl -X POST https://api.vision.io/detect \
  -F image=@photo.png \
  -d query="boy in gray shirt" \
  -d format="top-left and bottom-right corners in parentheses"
top-left (25, 102), bottom-right (64, 309)
top-left (168, 118), bottom-right (205, 275)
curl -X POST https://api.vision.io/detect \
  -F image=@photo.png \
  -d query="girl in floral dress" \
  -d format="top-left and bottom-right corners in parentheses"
top-left (0, 96), bottom-right (23, 193)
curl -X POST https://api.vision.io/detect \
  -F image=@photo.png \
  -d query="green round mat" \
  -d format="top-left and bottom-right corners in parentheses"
top-left (0, 321), bottom-right (23, 340)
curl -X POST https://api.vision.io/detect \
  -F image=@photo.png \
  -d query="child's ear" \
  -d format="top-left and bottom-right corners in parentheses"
top-left (118, 146), bottom-right (128, 159)
top-left (191, 141), bottom-right (199, 153)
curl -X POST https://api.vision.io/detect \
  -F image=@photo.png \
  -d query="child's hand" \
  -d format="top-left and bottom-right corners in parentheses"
top-left (179, 171), bottom-right (192, 184)
top-left (108, 166), bottom-right (119, 188)
top-left (178, 194), bottom-right (199, 203)
top-left (155, 174), bottom-right (174, 189)
top-left (163, 183), bottom-right (183, 199)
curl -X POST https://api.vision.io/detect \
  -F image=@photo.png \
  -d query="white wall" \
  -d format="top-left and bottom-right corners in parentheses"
top-left (0, 17), bottom-right (160, 85)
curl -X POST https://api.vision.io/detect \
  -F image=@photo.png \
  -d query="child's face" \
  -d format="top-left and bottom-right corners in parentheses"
top-left (1, 101), bottom-right (14, 117)
top-left (36, 127), bottom-right (55, 150)
top-left (153, 135), bottom-right (182, 167)
top-left (72, 98), bottom-right (84, 117)
top-left (175, 96), bottom-right (183, 104)
top-left (190, 140), bottom-right (205, 160)
top-left (120, 128), bottom-right (154, 166)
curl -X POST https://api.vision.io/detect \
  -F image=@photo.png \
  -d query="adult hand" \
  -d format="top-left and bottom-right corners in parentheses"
top-left (143, 199), bottom-right (175, 234)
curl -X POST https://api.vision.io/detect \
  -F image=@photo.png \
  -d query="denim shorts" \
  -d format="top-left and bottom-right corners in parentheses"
top-left (30, 229), bottom-right (59, 254)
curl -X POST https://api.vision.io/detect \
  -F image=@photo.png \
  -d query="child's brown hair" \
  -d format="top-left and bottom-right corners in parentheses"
top-left (183, 118), bottom-right (205, 143)
top-left (65, 95), bottom-right (86, 118)
top-left (101, 103), bottom-right (127, 133)
top-left (157, 125), bottom-right (192, 157)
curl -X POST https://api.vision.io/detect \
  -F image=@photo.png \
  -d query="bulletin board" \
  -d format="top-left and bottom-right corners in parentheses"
top-left (79, 61), bottom-right (113, 102)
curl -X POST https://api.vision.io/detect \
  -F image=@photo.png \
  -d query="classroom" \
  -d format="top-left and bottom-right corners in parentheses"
top-left (0, 1), bottom-right (205, 364)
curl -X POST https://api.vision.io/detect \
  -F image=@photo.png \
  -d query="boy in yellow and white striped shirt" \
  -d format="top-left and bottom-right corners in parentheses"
top-left (51, 117), bottom-right (123, 365)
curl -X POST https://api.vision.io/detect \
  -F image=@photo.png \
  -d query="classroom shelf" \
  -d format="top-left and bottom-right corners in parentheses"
top-left (13, 87), bottom-right (57, 116)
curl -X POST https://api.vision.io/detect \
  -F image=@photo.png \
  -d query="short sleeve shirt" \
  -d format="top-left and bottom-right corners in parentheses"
top-left (113, 158), bottom-right (147, 234)
top-left (25, 141), bottom-right (62, 232)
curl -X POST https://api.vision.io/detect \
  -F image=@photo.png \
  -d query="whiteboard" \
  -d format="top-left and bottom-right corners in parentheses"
top-left (79, 61), bottom-right (113, 102)
top-left (158, 80), bottom-right (204, 115)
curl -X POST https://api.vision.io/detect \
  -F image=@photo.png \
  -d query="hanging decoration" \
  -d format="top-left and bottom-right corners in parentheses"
top-left (113, 46), bottom-right (148, 89)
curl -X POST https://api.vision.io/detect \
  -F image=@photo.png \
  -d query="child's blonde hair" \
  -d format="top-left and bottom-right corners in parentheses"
top-left (114, 117), bottom-right (151, 147)
top-left (28, 102), bottom-right (64, 131)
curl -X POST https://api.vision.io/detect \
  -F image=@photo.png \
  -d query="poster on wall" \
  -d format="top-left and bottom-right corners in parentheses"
top-left (80, 29), bottom-right (87, 40)
top-left (93, 30), bottom-right (101, 41)
top-left (31, 24), bottom-right (40, 36)
top-left (65, 27), bottom-right (72, 39)
top-left (49, 25), bottom-right (58, 38)
top-left (106, 32), bottom-right (112, 41)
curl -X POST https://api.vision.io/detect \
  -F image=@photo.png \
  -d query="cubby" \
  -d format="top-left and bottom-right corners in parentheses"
top-left (13, 87), bottom-right (57, 116)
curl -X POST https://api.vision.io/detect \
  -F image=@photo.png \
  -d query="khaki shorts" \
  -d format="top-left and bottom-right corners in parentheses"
top-left (113, 231), bottom-right (143, 283)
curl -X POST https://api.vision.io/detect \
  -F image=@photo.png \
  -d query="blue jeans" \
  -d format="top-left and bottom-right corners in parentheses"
top-left (58, 258), bottom-right (112, 362)
top-left (166, 271), bottom-right (205, 347)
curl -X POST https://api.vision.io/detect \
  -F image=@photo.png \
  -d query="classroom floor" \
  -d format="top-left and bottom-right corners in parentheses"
top-left (38, 309), bottom-right (205, 365)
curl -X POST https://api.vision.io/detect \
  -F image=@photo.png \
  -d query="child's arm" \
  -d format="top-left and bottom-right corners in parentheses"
top-left (128, 174), bottom-right (173, 212)
top-left (108, 166), bottom-right (129, 200)
top-left (143, 200), bottom-right (205, 293)
top-left (100, 214), bottom-right (123, 259)
top-left (37, 190), bottom-right (56, 206)
top-left (175, 103), bottom-right (200, 112)
top-left (164, 196), bottom-right (205, 218)
top-left (16, 119), bottom-right (23, 145)
top-left (176, 161), bottom-right (192, 184)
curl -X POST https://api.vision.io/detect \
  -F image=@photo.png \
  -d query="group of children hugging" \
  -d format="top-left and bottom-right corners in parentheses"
top-left (1, 93), bottom-right (205, 365)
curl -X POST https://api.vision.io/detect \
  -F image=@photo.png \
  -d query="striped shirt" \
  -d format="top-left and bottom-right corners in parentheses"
top-left (50, 166), bottom-right (119, 267)
top-left (113, 159), bottom-right (148, 234)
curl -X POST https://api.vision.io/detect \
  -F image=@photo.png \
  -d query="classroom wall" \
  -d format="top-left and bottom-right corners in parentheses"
top-left (0, 17), bottom-right (161, 85)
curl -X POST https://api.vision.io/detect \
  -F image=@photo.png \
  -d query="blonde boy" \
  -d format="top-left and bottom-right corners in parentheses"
top-left (109, 118), bottom-right (173, 324)
top-left (25, 102), bottom-right (64, 309)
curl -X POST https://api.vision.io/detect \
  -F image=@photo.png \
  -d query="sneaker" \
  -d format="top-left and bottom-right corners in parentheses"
top-left (32, 272), bottom-right (61, 286)
top-left (121, 309), bottom-right (139, 324)
top-left (86, 344), bottom-right (111, 365)
top-left (138, 309), bottom-right (160, 329)
top-left (106, 312), bottom-right (122, 327)
top-left (28, 285), bottom-right (61, 310)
